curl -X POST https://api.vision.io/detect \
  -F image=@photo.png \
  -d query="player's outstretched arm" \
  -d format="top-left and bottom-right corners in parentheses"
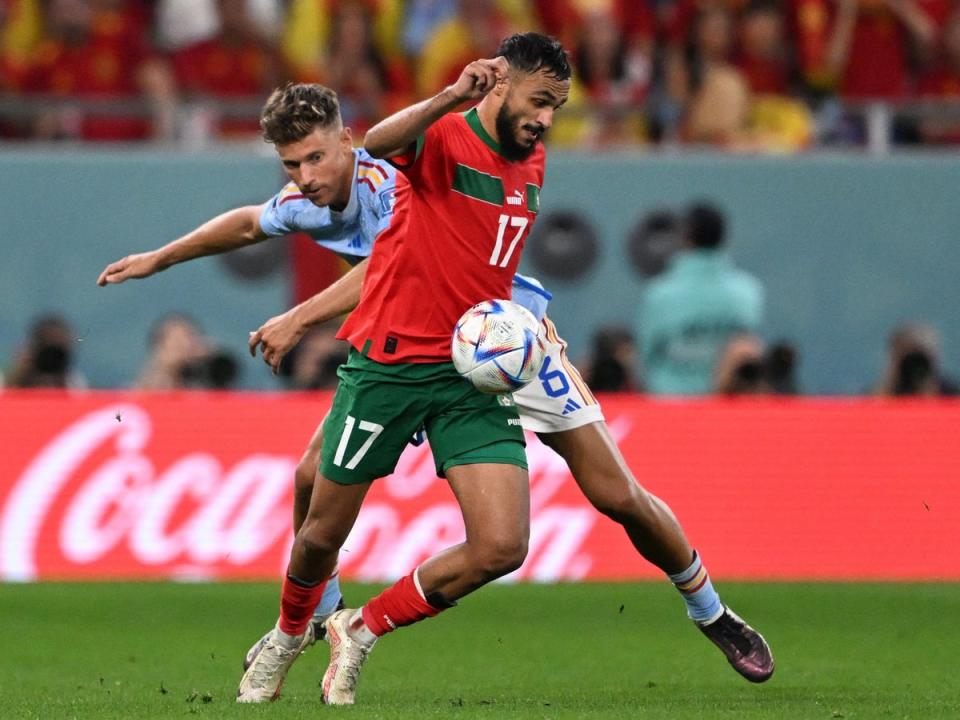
top-left (364, 56), bottom-right (509, 159)
top-left (249, 258), bottom-right (369, 374)
top-left (96, 205), bottom-right (268, 286)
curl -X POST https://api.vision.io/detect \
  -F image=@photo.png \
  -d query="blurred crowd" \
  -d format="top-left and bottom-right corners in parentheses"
top-left (5, 306), bottom-right (955, 397)
top-left (5, 0), bottom-right (960, 149)
top-left (5, 199), bottom-right (956, 397)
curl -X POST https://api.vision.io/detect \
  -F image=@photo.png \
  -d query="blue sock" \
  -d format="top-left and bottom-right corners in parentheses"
top-left (312, 571), bottom-right (343, 622)
top-left (668, 551), bottom-right (723, 624)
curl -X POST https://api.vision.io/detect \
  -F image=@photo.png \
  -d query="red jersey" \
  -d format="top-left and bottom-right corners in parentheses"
top-left (790, 0), bottom-right (950, 98)
top-left (340, 108), bottom-right (545, 363)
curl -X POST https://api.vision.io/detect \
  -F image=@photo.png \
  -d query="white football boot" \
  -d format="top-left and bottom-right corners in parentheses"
top-left (242, 600), bottom-right (344, 671)
top-left (321, 609), bottom-right (377, 705)
top-left (236, 622), bottom-right (314, 703)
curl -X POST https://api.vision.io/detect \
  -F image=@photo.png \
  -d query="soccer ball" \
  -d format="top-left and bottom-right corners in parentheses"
top-left (452, 299), bottom-right (546, 394)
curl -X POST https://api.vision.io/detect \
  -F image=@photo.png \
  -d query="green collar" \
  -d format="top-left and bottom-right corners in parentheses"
top-left (464, 107), bottom-right (503, 156)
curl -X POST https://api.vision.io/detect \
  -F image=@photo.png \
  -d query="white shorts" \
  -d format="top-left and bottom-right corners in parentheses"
top-left (514, 316), bottom-right (605, 434)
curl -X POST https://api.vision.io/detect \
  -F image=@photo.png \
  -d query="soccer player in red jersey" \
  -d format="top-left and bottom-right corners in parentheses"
top-left (237, 32), bottom-right (573, 705)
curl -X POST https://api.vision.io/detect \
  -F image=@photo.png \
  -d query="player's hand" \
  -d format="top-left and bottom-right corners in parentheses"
top-left (248, 310), bottom-right (306, 375)
top-left (97, 251), bottom-right (162, 286)
top-left (449, 57), bottom-right (509, 102)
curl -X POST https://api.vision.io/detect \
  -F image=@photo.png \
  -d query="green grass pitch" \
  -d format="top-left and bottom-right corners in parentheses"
top-left (0, 582), bottom-right (957, 719)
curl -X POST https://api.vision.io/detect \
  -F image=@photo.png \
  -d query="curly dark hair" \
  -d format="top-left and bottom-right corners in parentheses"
top-left (495, 32), bottom-right (571, 81)
top-left (260, 83), bottom-right (342, 146)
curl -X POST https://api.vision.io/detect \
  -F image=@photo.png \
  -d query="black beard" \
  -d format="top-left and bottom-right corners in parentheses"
top-left (495, 104), bottom-right (540, 162)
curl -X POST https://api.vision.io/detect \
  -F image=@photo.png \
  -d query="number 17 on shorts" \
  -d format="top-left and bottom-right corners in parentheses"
top-left (332, 415), bottom-right (384, 470)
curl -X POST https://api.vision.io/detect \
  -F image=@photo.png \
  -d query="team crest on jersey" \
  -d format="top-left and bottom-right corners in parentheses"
top-left (497, 394), bottom-right (515, 407)
top-left (380, 189), bottom-right (396, 214)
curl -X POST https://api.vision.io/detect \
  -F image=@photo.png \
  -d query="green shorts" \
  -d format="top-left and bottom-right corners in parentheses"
top-left (319, 349), bottom-right (527, 484)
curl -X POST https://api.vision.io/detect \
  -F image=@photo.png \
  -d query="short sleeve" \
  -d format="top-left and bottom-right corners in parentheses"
top-left (383, 116), bottom-right (450, 187)
top-left (258, 185), bottom-right (299, 237)
top-left (385, 133), bottom-right (424, 171)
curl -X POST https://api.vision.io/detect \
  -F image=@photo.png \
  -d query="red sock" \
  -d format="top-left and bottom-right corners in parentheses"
top-left (360, 571), bottom-right (446, 637)
top-left (279, 574), bottom-right (327, 636)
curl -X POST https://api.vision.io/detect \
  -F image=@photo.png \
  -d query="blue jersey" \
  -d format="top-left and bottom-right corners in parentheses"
top-left (259, 148), bottom-right (396, 266)
top-left (259, 147), bottom-right (552, 316)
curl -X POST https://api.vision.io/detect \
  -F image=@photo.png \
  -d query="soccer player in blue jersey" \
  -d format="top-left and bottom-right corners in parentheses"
top-left (98, 82), bottom-right (773, 699)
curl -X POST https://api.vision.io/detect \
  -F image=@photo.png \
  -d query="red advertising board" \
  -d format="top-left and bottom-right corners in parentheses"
top-left (1, 391), bottom-right (958, 582)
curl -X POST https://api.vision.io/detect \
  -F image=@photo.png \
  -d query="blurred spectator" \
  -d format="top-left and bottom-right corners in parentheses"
top-left (282, 0), bottom-right (405, 89)
top-left (4, 314), bottom-right (88, 389)
top-left (280, 320), bottom-right (349, 390)
top-left (317, 0), bottom-right (408, 134)
top-left (683, 6), bottom-right (751, 144)
top-left (402, 0), bottom-right (458, 57)
top-left (580, 325), bottom-right (641, 392)
top-left (638, 202), bottom-right (765, 396)
top-left (674, 2), bottom-right (812, 149)
top-left (874, 322), bottom-right (958, 396)
top-left (1, 0), bottom-right (43, 91)
top-left (137, 313), bottom-right (238, 390)
top-left (916, 6), bottom-right (960, 143)
top-left (765, 340), bottom-right (800, 394)
top-left (713, 332), bottom-right (769, 394)
top-left (790, 0), bottom-right (945, 100)
top-left (736, 0), bottom-right (814, 150)
top-left (568, 5), bottom-right (653, 146)
top-left (279, 0), bottom-right (409, 125)
top-left (714, 335), bottom-right (802, 394)
top-left (22, 0), bottom-right (176, 141)
top-left (662, 0), bottom-right (742, 134)
top-left (170, 0), bottom-right (282, 139)
top-left (155, 0), bottom-right (282, 51)
top-left (416, 0), bottom-right (528, 97)
top-left (736, 0), bottom-right (792, 95)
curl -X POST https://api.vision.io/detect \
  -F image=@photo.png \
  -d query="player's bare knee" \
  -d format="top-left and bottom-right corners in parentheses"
top-left (472, 535), bottom-right (528, 579)
top-left (296, 521), bottom-right (342, 564)
top-left (293, 457), bottom-right (317, 494)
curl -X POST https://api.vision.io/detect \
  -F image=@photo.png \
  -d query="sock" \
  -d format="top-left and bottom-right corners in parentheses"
top-left (312, 569), bottom-right (343, 622)
top-left (359, 568), bottom-right (452, 638)
top-left (279, 573), bottom-right (328, 636)
top-left (668, 551), bottom-right (723, 624)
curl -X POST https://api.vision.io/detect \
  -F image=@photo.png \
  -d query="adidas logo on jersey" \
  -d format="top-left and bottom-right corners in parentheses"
top-left (562, 399), bottom-right (581, 415)
top-left (506, 189), bottom-right (524, 206)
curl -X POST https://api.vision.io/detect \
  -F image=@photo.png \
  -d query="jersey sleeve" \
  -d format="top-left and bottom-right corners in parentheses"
top-left (258, 183), bottom-right (302, 237)
top-left (384, 133), bottom-right (425, 172)
top-left (383, 115), bottom-right (451, 188)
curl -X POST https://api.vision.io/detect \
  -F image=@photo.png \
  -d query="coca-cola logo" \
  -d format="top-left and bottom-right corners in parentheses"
top-left (0, 405), bottom-right (294, 580)
top-left (0, 404), bottom-right (630, 582)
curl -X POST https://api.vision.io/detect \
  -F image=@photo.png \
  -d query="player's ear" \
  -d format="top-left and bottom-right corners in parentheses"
top-left (341, 126), bottom-right (353, 148)
top-left (492, 74), bottom-right (509, 99)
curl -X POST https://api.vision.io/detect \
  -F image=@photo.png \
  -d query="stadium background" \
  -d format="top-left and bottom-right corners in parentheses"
top-left (1, 1), bottom-right (959, 717)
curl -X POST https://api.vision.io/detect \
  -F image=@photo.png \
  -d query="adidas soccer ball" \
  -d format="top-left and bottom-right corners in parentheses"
top-left (452, 299), bottom-right (546, 394)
